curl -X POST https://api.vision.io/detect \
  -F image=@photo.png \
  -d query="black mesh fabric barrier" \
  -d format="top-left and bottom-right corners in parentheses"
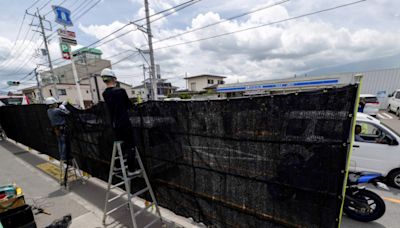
top-left (0, 85), bottom-right (358, 227)
top-left (0, 104), bottom-right (59, 158)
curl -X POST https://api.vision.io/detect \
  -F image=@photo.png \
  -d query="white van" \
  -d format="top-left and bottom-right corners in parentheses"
top-left (351, 113), bottom-right (400, 188)
top-left (387, 89), bottom-right (400, 116)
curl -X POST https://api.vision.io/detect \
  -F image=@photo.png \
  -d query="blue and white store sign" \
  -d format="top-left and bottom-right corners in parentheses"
top-left (217, 79), bottom-right (340, 93)
top-left (53, 6), bottom-right (73, 27)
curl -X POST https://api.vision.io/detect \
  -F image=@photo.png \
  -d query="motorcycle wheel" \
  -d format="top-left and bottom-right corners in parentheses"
top-left (344, 189), bottom-right (386, 222)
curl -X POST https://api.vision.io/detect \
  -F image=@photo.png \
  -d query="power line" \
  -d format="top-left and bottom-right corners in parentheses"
top-left (148, 0), bottom-right (202, 25)
top-left (0, 21), bottom-right (38, 71)
top-left (0, 39), bottom-right (44, 77)
top-left (135, 0), bottom-right (201, 24)
top-left (151, 0), bottom-right (290, 46)
top-left (153, 0), bottom-right (368, 51)
top-left (0, 16), bottom-right (36, 69)
top-left (39, 0), bottom-right (52, 11)
top-left (48, 0), bottom-right (201, 66)
top-left (69, 0), bottom-right (82, 9)
top-left (75, 0), bottom-right (101, 20)
top-left (72, 0), bottom-right (94, 18)
top-left (27, 0), bottom-right (42, 10)
top-left (96, 29), bottom-right (137, 48)
top-left (0, 12), bottom-right (27, 68)
top-left (0, 68), bottom-right (36, 90)
top-left (44, 0), bottom-right (68, 16)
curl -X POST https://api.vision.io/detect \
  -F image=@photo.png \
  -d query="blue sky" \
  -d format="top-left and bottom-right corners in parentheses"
top-left (1, 0), bottom-right (400, 91)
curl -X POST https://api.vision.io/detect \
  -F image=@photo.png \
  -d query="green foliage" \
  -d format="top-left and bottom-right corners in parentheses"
top-left (179, 93), bottom-right (192, 99)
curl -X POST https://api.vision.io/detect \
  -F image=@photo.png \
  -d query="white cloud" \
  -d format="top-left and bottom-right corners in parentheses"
top-left (2, 0), bottom-right (400, 91)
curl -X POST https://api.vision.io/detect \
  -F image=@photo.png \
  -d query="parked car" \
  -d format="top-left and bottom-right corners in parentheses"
top-left (387, 89), bottom-right (400, 116)
top-left (351, 113), bottom-right (400, 188)
top-left (359, 94), bottom-right (379, 116)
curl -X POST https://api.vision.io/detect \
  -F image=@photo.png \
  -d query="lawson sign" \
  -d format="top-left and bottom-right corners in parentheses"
top-left (53, 5), bottom-right (73, 27)
top-left (216, 79), bottom-right (340, 93)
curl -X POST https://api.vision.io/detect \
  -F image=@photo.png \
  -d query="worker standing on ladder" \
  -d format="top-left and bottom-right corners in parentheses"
top-left (100, 68), bottom-right (137, 174)
top-left (46, 97), bottom-right (71, 185)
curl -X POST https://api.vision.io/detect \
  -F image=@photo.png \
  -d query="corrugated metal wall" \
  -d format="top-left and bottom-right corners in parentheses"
top-left (320, 68), bottom-right (400, 109)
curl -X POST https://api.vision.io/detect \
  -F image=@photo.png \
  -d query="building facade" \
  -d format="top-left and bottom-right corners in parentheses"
top-left (23, 48), bottom-right (134, 107)
top-left (131, 78), bottom-right (178, 101)
top-left (217, 67), bottom-right (400, 109)
top-left (184, 75), bottom-right (225, 92)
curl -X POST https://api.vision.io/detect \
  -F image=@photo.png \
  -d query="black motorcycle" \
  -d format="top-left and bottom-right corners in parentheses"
top-left (344, 172), bottom-right (388, 222)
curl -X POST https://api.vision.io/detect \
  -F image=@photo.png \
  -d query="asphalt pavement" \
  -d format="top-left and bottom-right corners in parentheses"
top-left (0, 140), bottom-right (193, 228)
top-left (376, 110), bottom-right (400, 134)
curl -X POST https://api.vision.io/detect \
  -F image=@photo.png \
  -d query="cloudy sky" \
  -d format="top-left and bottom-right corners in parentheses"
top-left (0, 0), bottom-right (399, 91)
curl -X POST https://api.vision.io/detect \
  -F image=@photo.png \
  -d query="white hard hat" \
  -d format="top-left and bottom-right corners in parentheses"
top-left (100, 68), bottom-right (116, 80)
top-left (45, 97), bottom-right (58, 105)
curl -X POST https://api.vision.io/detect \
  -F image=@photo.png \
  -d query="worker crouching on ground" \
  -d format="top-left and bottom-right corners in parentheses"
top-left (46, 97), bottom-right (71, 185)
top-left (101, 68), bottom-right (138, 175)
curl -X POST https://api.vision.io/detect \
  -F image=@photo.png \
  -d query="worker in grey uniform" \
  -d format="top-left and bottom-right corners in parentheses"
top-left (46, 97), bottom-right (71, 184)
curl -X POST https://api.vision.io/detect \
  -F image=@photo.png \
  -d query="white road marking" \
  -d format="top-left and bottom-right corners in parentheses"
top-left (377, 114), bottom-right (386, 119)
top-left (383, 112), bottom-right (394, 119)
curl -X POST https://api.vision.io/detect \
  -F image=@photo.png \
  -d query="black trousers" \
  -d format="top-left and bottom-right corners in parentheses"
top-left (114, 127), bottom-right (136, 171)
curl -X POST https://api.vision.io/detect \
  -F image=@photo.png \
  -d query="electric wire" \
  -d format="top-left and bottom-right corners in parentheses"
top-left (74, 0), bottom-right (101, 20)
top-left (153, 0), bottom-right (368, 51)
top-left (0, 16), bottom-right (36, 69)
top-left (44, 0), bottom-right (68, 16)
top-left (151, 0), bottom-right (290, 46)
top-left (27, 0), bottom-right (42, 10)
top-left (39, 0), bottom-right (52, 11)
top-left (0, 22), bottom-right (38, 73)
top-left (49, 0), bottom-right (200, 66)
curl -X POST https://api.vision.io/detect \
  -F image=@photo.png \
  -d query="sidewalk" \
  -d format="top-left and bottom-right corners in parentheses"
top-left (0, 140), bottom-right (196, 228)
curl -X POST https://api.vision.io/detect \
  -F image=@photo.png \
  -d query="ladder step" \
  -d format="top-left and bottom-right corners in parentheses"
top-left (134, 202), bottom-right (155, 217)
top-left (115, 156), bottom-right (127, 161)
top-left (115, 170), bottom-right (142, 180)
top-left (110, 181), bottom-right (125, 189)
top-left (113, 166), bottom-right (128, 172)
top-left (132, 187), bottom-right (149, 198)
top-left (144, 217), bottom-right (160, 228)
top-left (108, 192), bottom-right (127, 203)
top-left (105, 202), bottom-right (128, 216)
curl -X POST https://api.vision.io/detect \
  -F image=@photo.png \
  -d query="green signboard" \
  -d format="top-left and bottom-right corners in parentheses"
top-left (60, 43), bottom-right (70, 53)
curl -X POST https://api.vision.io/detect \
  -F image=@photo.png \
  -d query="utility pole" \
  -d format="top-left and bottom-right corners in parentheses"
top-left (27, 9), bottom-right (59, 99)
top-left (144, 0), bottom-right (158, 100)
top-left (83, 54), bottom-right (94, 103)
top-left (70, 52), bottom-right (85, 108)
top-left (34, 67), bottom-right (44, 103)
top-left (185, 72), bottom-right (188, 90)
top-left (93, 74), bottom-right (101, 102)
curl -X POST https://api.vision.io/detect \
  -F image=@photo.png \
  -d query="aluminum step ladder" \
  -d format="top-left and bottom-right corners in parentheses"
top-left (103, 141), bottom-right (163, 228)
top-left (60, 158), bottom-right (86, 188)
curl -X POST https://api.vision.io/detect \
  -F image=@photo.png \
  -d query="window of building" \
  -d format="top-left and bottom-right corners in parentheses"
top-left (207, 79), bottom-right (214, 84)
top-left (57, 89), bottom-right (67, 96)
top-left (218, 80), bottom-right (224, 84)
top-left (132, 91), bottom-right (135, 95)
top-left (86, 90), bottom-right (89, 94)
